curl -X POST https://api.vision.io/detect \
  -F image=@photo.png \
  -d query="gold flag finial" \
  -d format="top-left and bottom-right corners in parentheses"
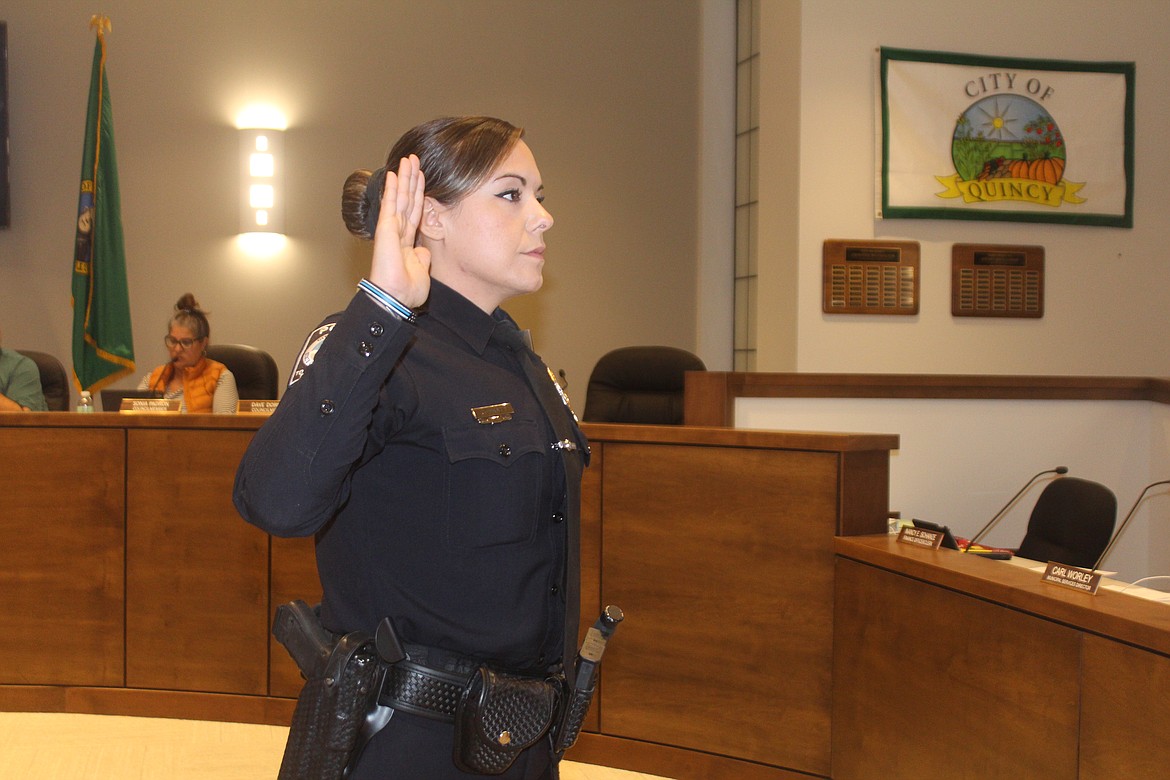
top-left (89, 15), bottom-right (112, 36)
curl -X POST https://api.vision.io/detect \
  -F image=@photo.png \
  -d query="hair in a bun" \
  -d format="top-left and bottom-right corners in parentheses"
top-left (170, 293), bottom-right (210, 340)
top-left (341, 168), bottom-right (376, 240)
top-left (341, 116), bottom-right (524, 241)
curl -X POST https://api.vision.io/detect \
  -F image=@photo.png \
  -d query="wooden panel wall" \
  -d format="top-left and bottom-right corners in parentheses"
top-left (125, 429), bottom-right (268, 695)
top-left (268, 536), bottom-right (320, 698)
top-left (833, 557), bottom-right (1080, 779)
top-left (600, 443), bottom-right (840, 776)
top-left (1080, 635), bottom-right (1170, 778)
top-left (0, 427), bottom-right (125, 686)
top-left (833, 538), bottom-right (1170, 780)
top-left (0, 415), bottom-right (897, 780)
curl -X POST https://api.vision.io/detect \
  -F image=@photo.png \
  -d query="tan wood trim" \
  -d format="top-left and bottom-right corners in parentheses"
top-left (1, 411), bottom-right (267, 430)
top-left (685, 372), bottom-right (1170, 426)
top-left (0, 685), bottom-right (295, 726)
top-left (4, 413), bottom-right (900, 451)
top-left (580, 421), bottom-right (898, 452)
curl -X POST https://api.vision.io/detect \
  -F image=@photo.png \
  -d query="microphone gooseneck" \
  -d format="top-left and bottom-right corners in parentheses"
top-left (1091, 479), bottom-right (1170, 571)
top-left (151, 363), bottom-right (172, 395)
top-left (963, 466), bottom-right (1069, 552)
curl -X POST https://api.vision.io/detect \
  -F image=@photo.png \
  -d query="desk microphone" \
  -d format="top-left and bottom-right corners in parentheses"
top-left (1091, 479), bottom-right (1170, 571)
top-left (963, 466), bottom-right (1069, 552)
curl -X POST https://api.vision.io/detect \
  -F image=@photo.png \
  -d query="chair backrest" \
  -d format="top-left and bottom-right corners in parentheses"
top-left (204, 343), bottom-right (279, 401)
top-left (1016, 477), bottom-right (1117, 568)
top-left (583, 346), bottom-right (706, 425)
top-left (15, 349), bottom-right (69, 411)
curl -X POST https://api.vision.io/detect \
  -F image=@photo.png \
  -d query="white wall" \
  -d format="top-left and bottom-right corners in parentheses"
top-left (737, 397), bottom-right (1170, 583)
top-left (736, 0), bottom-right (1170, 583)
top-left (0, 0), bottom-right (725, 408)
top-left (755, 0), bottom-right (1170, 375)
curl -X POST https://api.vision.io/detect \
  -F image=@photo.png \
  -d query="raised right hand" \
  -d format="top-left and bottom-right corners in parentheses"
top-left (368, 154), bottom-right (432, 309)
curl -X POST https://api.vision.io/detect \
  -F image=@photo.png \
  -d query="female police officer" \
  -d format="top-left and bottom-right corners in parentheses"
top-left (233, 117), bottom-right (587, 778)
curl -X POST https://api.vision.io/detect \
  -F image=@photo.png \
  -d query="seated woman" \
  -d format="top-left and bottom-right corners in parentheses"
top-left (138, 293), bottom-right (239, 414)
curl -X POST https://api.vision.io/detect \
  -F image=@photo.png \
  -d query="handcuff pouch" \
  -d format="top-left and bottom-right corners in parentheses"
top-left (452, 666), bottom-right (559, 775)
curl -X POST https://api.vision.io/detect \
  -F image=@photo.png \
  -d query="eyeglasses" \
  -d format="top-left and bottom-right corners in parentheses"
top-left (164, 336), bottom-right (201, 349)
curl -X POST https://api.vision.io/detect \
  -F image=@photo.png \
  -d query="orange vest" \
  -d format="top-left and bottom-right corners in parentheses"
top-left (147, 357), bottom-right (226, 413)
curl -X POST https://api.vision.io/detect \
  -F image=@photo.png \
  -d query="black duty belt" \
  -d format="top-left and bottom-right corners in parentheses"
top-left (377, 659), bottom-right (470, 722)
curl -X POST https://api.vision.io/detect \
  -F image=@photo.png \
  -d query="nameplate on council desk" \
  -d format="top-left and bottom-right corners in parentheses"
top-left (237, 400), bottom-right (279, 415)
top-left (120, 398), bottom-right (181, 413)
top-left (1041, 561), bottom-right (1102, 594)
top-left (896, 525), bottom-right (944, 550)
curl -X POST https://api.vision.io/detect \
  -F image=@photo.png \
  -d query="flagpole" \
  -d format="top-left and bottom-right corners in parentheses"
top-left (71, 13), bottom-right (136, 393)
top-left (89, 16), bottom-right (110, 190)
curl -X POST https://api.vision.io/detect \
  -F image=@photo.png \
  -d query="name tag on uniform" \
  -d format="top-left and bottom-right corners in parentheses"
top-left (471, 403), bottom-right (514, 424)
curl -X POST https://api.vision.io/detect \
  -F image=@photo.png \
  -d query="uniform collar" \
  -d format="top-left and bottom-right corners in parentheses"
top-left (423, 279), bottom-right (515, 356)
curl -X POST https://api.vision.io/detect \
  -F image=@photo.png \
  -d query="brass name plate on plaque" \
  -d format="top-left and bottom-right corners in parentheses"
top-left (823, 239), bottom-right (919, 315)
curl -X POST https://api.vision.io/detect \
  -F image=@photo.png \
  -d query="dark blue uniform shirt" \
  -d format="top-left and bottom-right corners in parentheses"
top-left (233, 280), bottom-right (588, 676)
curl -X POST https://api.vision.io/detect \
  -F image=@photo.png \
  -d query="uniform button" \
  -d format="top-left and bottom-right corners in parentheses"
top-left (551, 512), bottom-right (564, 524)
top-left (358, 340), bottom-right (373, 358)
top-left (319, 400), bottom-right (335, 415)
top-left (368, 322), bottom-right (384, 337)
top-left (498, 444), bottom-right (511, 457)
top-left (549, 584), bottom-right (560, 595)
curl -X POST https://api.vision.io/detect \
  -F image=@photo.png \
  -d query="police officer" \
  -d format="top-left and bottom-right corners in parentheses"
top-left (233, 116), bottom-right (588, 779)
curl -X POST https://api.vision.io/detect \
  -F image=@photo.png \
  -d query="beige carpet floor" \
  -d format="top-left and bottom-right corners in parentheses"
top-left (0, 712), bottom-right (673, 779)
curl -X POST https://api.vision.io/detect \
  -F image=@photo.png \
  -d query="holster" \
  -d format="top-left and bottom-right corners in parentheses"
top-left (550, 680), bottom-right (595, 756)
top-left (452, 666), bottom-right (560, 775)
top-left (274, 601), bottom-right (382, 780)
top-left (551, 605), bottom-right (625, 757)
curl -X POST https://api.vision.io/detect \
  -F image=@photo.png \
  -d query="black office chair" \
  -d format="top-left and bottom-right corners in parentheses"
top-left (583, 346), bottom-right (705, 425)
top-left (204, 343), bottom-right (280, 400)
top-left (15, 349), bottom-right (70, 411)
top-left (1015, 477), bottom-right (1117, 568)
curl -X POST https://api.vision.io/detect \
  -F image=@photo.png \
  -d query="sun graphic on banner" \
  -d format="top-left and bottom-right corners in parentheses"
top-left (974, 98), bottom-right (1021, 141)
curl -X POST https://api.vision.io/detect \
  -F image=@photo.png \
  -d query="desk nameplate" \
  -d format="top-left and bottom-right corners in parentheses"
top-left (120, 399), bottom-right (181, 413)
top-left (897, 525), bottom-right (943, 550)
top-left (237, 400), bottom-right (279, 415)
top-left (1041, 561), bottom-right (1102, 594)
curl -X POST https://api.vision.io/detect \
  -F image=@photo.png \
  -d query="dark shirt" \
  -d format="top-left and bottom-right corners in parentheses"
top-left (233, 280), bottom-right (588, 674)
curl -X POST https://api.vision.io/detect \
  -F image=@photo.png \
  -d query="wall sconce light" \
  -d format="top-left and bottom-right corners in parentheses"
top-left (239, 128), bottom-right (284, 234)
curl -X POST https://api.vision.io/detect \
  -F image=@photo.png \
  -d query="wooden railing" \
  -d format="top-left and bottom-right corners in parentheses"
top-left (684, 372), bottom-right (1170, 427)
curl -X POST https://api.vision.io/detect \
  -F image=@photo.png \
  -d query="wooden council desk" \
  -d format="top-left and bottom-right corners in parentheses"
top-left (833, 535), bottom-right (1170, 780)
top-left (0, 413), bottom-right (894, 779)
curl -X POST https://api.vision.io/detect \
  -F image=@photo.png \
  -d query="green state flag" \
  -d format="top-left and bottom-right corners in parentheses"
top-left (71, 16), bottom-right (134, 392)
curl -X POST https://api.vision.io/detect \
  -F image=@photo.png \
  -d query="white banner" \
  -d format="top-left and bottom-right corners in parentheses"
top-left (878, 48), bottom-right (1133, 227)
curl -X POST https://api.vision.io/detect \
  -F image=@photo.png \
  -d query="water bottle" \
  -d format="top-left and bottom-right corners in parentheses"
top-left (77, 390), bottom-right (94, 413)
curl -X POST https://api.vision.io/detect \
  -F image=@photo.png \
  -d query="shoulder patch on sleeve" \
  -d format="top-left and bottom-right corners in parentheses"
top-left (288, 322), bottom-right (336, 387)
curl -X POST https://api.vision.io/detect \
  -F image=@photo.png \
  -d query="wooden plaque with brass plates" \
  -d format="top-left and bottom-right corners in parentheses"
top-left (951, 243), bottom-right (1044, 318)
top-left (822, 239), bottom-right (919, 315)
